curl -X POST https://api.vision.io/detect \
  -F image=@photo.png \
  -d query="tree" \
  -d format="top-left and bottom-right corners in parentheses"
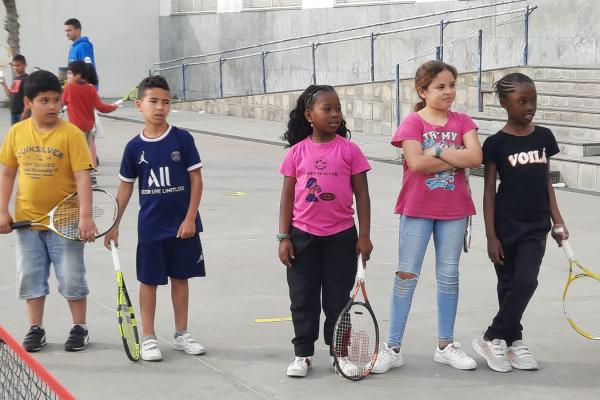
top-left (2, 0), bottom-right (20, 55)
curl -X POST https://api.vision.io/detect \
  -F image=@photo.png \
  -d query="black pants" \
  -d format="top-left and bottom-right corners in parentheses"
top-left (485, 217), bottom-right (550, 344)
top-left (287, 225), bottom-right (358, 357)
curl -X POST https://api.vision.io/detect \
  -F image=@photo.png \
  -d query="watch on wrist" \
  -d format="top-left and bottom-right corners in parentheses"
top-left (276, 233), bottom-right (291, 242)
top-left (434, 143), bottom-right (444, 158)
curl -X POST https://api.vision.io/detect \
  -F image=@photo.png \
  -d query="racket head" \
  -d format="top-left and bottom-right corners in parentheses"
top-left (51, 189), bottom-right (118, 240)
top-left (116, 272), bottom-right (141, 361)
top-left (0, 45), bottom-right (12, 68)
top-left (463, 215), bottom-right (472, 253)
top-left (562, 259), bottom-right (600, 340)
top-left (332, 281), bottom-right (379, 381)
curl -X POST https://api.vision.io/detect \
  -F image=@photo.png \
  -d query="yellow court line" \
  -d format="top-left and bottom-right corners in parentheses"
top-left (254, 316), bottom-right (292, 323)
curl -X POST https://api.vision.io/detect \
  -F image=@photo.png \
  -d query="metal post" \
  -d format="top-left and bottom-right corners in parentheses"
top-left (477, 30), bottom-right (483, 112)
top-left (395, 64), bottom-right (401, 127)
top-left (438, 20), bottom-right (445, 61)
top-left (261, 50), bottom-right (268, 94)
top-left (219, 58), bottom-right (224, 98)
top-left (181, 64), bottom-right (187, 101)
top-left (523, 4), bottom-right (530, 65)
top-left (370, 32), bottom-right (376, 82)
top-left (311, 42), bottom-right (317, 85)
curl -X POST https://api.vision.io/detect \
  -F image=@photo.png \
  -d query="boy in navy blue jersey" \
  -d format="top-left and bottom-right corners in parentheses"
top-left (104, 76), bottom-right (205, 361)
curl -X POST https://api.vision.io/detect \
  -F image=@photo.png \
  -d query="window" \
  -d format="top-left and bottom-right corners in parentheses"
top-left (335, 0), bottom-right (414, 6)
top-left (242, 0), bottom-right (302, 10)
top-left (172, 0), bottom-right (217, 13)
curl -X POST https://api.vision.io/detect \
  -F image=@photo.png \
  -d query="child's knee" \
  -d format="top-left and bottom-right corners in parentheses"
top-left (393, 271), bottom-right (418, 297)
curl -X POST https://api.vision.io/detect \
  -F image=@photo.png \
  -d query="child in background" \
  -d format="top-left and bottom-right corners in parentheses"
top-left (472, 73), bottom-right (568, 372)
top-left (278, 84), bottom-right (373, 377)
top-left (372, 60), bottom-right (482, 374)
top-left (0, 70), bottom-right (96, 352)
top-left (1, 54), bottom-right (28, 125)
top-left (62, 61), bottom-right (121, 186)
top-left (104, 75), bottom-right (206, 362)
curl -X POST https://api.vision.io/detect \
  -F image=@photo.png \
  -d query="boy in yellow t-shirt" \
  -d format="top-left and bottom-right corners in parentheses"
top-left (0, 70), bottom-right (97, 353)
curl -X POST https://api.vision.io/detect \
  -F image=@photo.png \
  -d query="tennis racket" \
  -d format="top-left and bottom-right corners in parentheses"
top-left (0, 44), bottom-right (12, 68)
top-left (109, 240), bottom-right (140, 361)
top-left (556, 231), bottom-right (600, 340)
top-left (10, 189), bottom-right (118, 240)
top-left (332, 256), bottom-right (379, 381)
top-left (463, 168), bottom-right (472, 253)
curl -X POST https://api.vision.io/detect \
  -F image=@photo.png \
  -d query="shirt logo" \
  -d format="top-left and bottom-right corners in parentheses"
top-left (196, 254), bottom-right (204, 264)
top-left (138, 151), bottom-right (149, 165)
top-left (148, 166), bottom-right (171, 187)
top-left (171, 151), bottom-right (181, 162)
top-left (507, 148), bottom-right (547, 167)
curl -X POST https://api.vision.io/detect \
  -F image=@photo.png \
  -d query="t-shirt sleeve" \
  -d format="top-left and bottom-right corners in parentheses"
top-left (350, 142), bottom-right (371, 175)
top-left (0, 127), bottom-right (17, 167)
top-left (279, 147), bottom-right (296, 177)
top-left (119, 143), bottom-right (138, 182)
top-left (545, 129), bottom-right (560, 158)
top-left (182, 131), bottom-right (202, 171)
top-left (460, 113), bottom-right (478, 133)
top-left (391, 113), bottom-right (423, 148)
top-left (68, 126), bottom-right (95, 172)
top-left (481, 136), bottom-right (496, 165)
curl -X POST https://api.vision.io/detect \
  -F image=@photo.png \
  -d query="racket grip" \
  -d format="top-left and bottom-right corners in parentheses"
top-left (356, 256), bottom-right (366, 281)
top-left (114, 99), bottom-right (124, 107)
top-left (110, 240), bottom-right (122, 272)
top-left (560, 240), bottom-right (575, 261)
top-left (10, 221), bottom-right (32, 229)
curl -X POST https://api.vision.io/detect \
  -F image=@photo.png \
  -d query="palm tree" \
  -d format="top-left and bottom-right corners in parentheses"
top-left (2, 0), bottom-right (20, 55)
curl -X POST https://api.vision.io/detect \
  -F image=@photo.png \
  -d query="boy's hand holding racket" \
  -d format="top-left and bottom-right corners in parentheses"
top-left (487, 235), bottom-right (504, 265)
top-left (551, 223), bottom-right (569, 246)
top-left (78, 215), bottom-right (99, 242)
top-left (113, 99), bottom-right (124, 107)
top-left (104, 225), bottom-right (120, 250)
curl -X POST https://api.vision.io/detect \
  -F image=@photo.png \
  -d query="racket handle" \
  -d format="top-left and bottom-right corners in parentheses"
top-left (114, 99), bottom-right (124, 107)
top-left (110, 240), bottom-right (122, 272)
top-left (10, 221), bottom-right (32, 229)
top-left (560, 240), bottom-right (575, 261)
top-left (356, 256), bottom-right (366, 282)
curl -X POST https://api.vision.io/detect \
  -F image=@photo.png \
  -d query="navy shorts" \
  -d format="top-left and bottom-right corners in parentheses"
top-left (136, 235), bottom-right (206, 285)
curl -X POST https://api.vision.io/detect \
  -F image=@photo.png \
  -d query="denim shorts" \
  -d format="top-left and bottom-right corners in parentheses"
top-left (15, 230), bottom-right (88, 300)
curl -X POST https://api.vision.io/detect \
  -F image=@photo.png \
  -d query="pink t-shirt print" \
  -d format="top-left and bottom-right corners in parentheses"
top-left (280, 135), bottom-right (371, 236)
top-left (391, 111), bottom-right (478, 220)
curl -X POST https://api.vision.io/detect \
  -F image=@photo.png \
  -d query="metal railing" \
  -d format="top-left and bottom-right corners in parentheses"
top-left (153, 0), bottom-right (536, 102)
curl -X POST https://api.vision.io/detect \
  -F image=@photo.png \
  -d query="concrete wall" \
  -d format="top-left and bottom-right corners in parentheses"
top-left (0, 0), bottom-right (159, 98)
top-left (157, 0), bottom-right (600, 101)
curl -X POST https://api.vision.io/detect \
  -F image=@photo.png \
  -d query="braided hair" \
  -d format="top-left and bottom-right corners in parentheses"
top-left (494, 72), bottom-right (535, 99)
top-left (282, 85), bottom-right (349, 147)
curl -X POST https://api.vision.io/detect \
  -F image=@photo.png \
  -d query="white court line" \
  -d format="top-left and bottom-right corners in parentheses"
top-left (87, 295), bottom-right (272, 400)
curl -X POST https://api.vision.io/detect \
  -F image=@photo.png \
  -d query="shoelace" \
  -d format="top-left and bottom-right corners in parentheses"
top-left (445, 342), bottom-right (470, 360)
top-left (490, 339), bottom-right (507, 358)
top-left (143, 340), bottom-right (159, 350)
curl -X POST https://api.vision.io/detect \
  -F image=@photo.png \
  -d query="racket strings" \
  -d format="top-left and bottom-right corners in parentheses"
top-left (563, 267), bottom-right (600, 340)
top-left (333, 302), bottom-right (378, 379)
top-left (117, 290), bottom-right (140, 360)
top-left (53, 190), bottom-right (118, 239)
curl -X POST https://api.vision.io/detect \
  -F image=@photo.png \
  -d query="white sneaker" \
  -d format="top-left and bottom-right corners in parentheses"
top-left (286, 356), bottom-right (311, 377)
top-left (369, 342), bottom-right (403, 374)
top-left (507, 340), bottom-right (538, 370)
top-left (434, 342), bottom-right (477, 370)
top-left (330, 356), bottom-right (361, 377)
top-left (472, 335), bottom-right (511, 372)
top-left (141, 338), bottom-right (162, 361)
top-left (173, 332), bottom-right (206, 355)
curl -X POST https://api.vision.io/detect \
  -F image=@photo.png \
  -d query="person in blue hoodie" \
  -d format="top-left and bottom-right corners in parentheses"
top-left (64, 18), bottom-right (95, 65)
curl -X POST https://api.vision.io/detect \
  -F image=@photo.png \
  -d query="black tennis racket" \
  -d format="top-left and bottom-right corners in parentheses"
top-left (332, 257), bottom-right (379, 381)
top-left (109, 240), bottom-right (140, 361)
top-left (10, 189), bottom-right (118, 240)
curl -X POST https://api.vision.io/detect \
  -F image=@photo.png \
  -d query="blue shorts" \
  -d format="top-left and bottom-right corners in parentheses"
top-left (16, 230), bottom-right (88, 300)
top-left (136, 235), bottom-right (206, 285)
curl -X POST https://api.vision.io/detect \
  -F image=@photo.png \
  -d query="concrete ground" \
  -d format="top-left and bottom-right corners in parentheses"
top-left (0, 106), bottom-right (599, 400)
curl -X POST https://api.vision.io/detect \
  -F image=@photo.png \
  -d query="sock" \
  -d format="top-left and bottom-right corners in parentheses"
top-left (174, 330), bottom-right (188, 339)
top-left (142, 335), bottom-right (157, 342)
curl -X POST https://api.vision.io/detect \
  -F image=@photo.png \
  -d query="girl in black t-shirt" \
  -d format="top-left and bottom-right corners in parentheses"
top-left (472, 73), bottom-right (568, 373)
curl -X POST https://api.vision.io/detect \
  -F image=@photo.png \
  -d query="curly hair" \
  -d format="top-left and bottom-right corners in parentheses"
top-left (282, 85), bottom-right (349, 147)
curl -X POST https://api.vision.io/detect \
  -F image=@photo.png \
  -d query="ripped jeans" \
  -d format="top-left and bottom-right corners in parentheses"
top-left (387, 215), bottom-right (467, 347)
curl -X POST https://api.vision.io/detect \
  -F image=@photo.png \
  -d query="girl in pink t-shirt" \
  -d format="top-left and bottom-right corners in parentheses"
top-left (372, 61), bottom-right (483, 374)
top-left (278, 85), bottom-right (372, 378)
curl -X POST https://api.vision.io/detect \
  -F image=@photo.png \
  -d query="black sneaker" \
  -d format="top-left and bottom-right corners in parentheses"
top-left (64, 325), bottom-right (89, 352)
top-left (23, 326), bottom-right (46, 352)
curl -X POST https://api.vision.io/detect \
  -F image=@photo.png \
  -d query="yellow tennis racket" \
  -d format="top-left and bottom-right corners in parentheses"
top-left (557, 230), bottom-right (600, 340)
top-left (109, 240), bottom-right (140, 361)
